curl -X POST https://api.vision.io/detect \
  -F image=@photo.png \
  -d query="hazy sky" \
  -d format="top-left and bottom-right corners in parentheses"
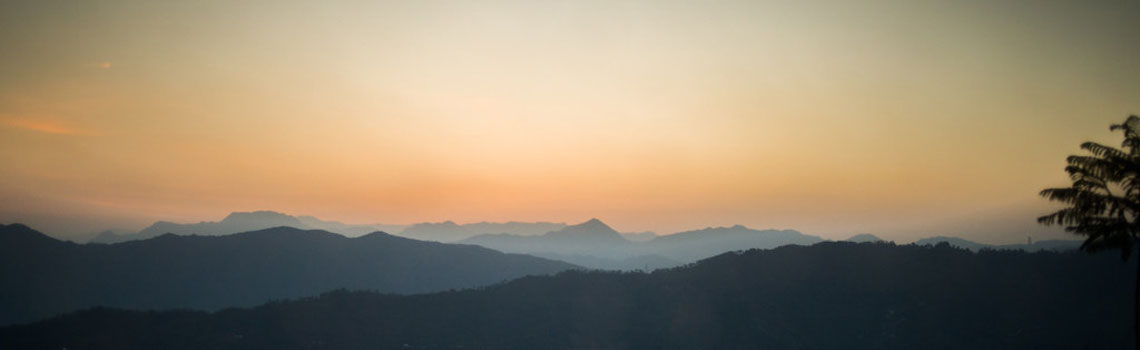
top-left (1, 0), bottom-right (1137, 243)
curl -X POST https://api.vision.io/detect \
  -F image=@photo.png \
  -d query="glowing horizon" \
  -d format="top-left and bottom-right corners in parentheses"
top-left (1, 1), bottom-right (1137, 243)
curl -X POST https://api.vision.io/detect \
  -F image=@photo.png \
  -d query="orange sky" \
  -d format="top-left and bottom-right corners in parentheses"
top-left (1, 1), bottom-right (1138, 243)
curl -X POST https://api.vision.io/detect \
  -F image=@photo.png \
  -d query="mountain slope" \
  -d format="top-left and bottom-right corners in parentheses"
top-left (845, 233), bottom-right (884, 243)
top-left (0, 223), bottom-right (577, 326)
top-left (462, 221), bottom-right (824, 270)
top-left (396, 221), bottom-right (472, 242)
top-left (915, 236), bottom-right (1080, 252)
top-left (643, 225), bottom-right (824, 262)
top-left (397, 221), bottom-right (567, 242)
top-left (136, 210), bottom-right (304, 237)
top-left (90, 211), bottom-right (404, 243)
top-left (295, 215), bottom-right (406, 237)
top-left (2, 242), bottom-right (1129, 349)
top-left (461, 219), bottom-right (639, 267)
top-left (620, 231), bottom-right (657, 242)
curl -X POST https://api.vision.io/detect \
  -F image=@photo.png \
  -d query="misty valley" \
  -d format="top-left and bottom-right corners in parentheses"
top-left (0, 214), bottom-right (1122, 349)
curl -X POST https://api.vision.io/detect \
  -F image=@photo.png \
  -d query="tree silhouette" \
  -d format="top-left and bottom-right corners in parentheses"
top-left (1039, 114), bottom-right (1140, 349)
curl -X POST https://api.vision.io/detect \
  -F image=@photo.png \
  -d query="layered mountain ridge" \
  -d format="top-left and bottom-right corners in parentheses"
top-left (3, 241), bottom-right (1128, 349)
top-left (0, 223), bottom-right (577, 326)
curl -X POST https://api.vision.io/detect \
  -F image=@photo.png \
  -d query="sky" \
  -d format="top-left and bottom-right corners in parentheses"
top-left (1, 0), bottom-right (1137, 244)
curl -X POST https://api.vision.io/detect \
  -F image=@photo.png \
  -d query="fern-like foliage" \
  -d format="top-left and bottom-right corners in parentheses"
top-left (1039, 115), bottom-right (1140, 260)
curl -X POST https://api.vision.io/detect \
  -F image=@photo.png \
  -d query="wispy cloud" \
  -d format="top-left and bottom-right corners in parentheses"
top-left (1, 118), bottom-right (95, 135)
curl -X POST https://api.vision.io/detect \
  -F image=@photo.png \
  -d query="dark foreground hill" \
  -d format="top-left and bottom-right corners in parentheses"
top-left (1, 241), bottom-right (1130, 349)
top-left (0, 223), bottom-right (577, 326)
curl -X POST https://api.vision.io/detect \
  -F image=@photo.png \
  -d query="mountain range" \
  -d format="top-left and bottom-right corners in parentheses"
top-left (914, 236), bottom-right (1081, 252)
top-left (844, 233), bottom-right (884, 242)
top-left (88, 211), bottom-right (573, 244)
top-left (3, 242), bottom-right (1128, 349)
top-left (0, 223), bottom-right (576, 326)
top-left (85, 211), bottom-right (1079, 262)
top-left (461, 219), bottom-right (826, 270)
top-left (90, 211), bottom-right (405, 243)
top-left (397, 220), bottom-right (568, 242)
top-left (460, 219), bottom-right (1085, 270)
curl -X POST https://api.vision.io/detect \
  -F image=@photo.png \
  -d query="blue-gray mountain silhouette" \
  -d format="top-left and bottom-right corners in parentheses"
top-left (845, 233), bottom-right (884, 243)
top-left (620, 231), bottom-right (657, 242)
top-left (93, 211), bottom-right (568, 244)
top-left (3, 241), bottom-right (1129, 349)
top-left (90, 210), bottom-right (405, 243)
top-left (397, 220), bottom-right (567, 242)
top-left (914, 236), bottom-right (1080, 252)
top-left (0, 223), bottom-right (576, 326)
top-left (644, 225), bottom-right (823, 262)
top-left (462, 220), bottom-right (824, 270)
top-left (461, 219), bottom-right (644, 269)
top-left (87, 229), bottom-right (133, 243)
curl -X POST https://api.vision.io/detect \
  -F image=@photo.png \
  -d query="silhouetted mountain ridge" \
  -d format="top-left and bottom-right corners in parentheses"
top-left (462, 220), bottom-right (823, 270)
top-left (396, 220), bottom-right (568, 242)
top-left (0, 224), bottom-right (577, 326)
top-left (94, 211), bottom-right (570, 244)
top-left (3, 241), bottom-right (1129, 349)
top-left (845, 233), bottom-right (883, 242)
top-left (0, 223), bottom-right (63, 247)
top-left (620, 231), bottom-right (657, 242)
top-left (914, 236), bottom-right (1080, 252)
top-left (542, 218), bottom-right (629, 244)
top-left (90, 211), bottom-right (406, 243)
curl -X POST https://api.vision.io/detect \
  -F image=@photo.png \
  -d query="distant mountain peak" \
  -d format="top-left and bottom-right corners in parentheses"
top-left (221, 210), bottom-right (300, 223)
top-left (845, 233), bottom-right (883, 243)
top-left (358, 230), bottom-right (398, 239)
top-left (242, 225), bottom-right (308, 234)
top-left (539, 219), bottom-right (625, 244)
top-left (558, 218), bottom-right (618, 235)
top-left (578, 218), bottom-right (609, 229)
